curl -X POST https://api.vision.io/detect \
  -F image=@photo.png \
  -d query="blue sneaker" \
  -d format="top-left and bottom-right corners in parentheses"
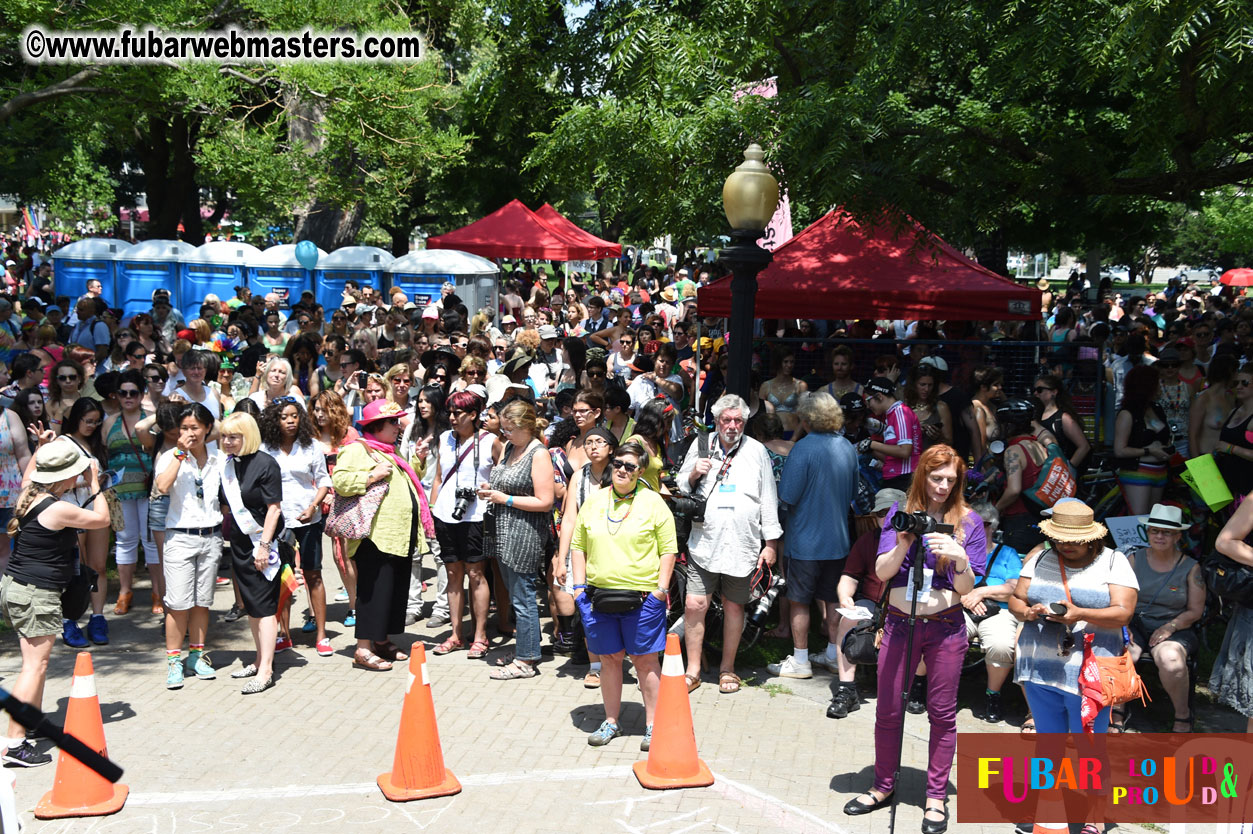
top-left (344, 609), bottom-right (356, 627)
top-left (301, 614), bottom-right (316, 633)
top-left (86, 614), bottom-right (109, 646)
top-left (334, 589), bottom-right (350, 602)
top-left (587, 720), bottom-right (622, 747)
top-left (62, 619), bottom-right (89, 649)
top-left (166, 657), bottom-right (185, 690)
top-left (185, 652), bottom-right (216, 680)
top-left (640, 724), bottom-right (653, 752)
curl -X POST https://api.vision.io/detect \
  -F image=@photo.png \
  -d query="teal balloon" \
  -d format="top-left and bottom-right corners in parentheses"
top-left (294, 240), bottom-right (319, 270)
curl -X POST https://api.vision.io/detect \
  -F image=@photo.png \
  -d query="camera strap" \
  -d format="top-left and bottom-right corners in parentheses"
top-left (450, 431), bottom-right (486, 489)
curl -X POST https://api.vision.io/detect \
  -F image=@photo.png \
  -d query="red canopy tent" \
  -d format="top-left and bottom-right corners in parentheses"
top-left (534, 204), bottom-right (622, 259)
top-left (427, 199), bottom-right (605, 260)
top-left (697, 208), bottom-right (1042, 321)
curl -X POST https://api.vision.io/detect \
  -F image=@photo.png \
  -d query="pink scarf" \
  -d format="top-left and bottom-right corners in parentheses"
top-left (358, 435), bottom-right (435, 540)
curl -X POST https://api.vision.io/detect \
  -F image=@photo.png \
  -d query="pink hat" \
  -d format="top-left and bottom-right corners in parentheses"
top-left (422, 306), bottom-right (439, 320)
top-left (360, 399), bottom-right (404, 427)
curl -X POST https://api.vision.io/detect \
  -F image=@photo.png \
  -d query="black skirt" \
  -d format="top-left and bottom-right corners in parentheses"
top-left (228, 532), bottom-right (294, 618)
top-left (354, 537), bottom-right (411, 643)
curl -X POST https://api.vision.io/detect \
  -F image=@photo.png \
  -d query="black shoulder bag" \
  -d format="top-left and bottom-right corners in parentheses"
top-left (842, 582), bottom-right (892, 666)
top-left (967, 537), bottom-right (1007, 624)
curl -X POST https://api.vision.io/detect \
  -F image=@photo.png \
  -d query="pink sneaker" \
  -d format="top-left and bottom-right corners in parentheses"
top-left (275, 636), bottom-right (294, 653)
top-left (316, 638), bottom-right (333, 657)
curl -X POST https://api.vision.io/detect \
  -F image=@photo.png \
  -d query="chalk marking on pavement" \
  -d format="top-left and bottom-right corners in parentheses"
top-left (711, 772), bottom-right (849, 834)
top-left (126, 765), bottom-right (635, 806)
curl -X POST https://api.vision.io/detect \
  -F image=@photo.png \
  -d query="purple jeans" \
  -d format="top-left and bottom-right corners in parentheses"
top-left (873, 605), bottom-right (969, 799)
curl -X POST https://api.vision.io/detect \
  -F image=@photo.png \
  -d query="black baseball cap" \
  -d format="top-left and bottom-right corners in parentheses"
top-left (865, 377), bottom-right (896, 399)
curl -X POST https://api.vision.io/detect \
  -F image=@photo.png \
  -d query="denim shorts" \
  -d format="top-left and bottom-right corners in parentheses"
top-left (147, 494), bottom-right (170, 534)
top-left (576, 591), bottom-right (668, 657)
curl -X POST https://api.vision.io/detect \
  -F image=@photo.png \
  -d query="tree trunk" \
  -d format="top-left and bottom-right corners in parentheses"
top-left (134, 113), bottom-right (203, 242)
top-left (286, 86), bottom-right (363, 250)
top-left (973, 228), bottom-right (1009, 276)
top-left (386, 225), bottom-right (410, 257)
top-left (1085, 247), bottom-right (1101, 290)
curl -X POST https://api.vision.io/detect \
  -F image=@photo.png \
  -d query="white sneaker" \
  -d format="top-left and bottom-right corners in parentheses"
top-left (809, 652), bottom-right (840, 674)
top-left (766, 656), bottom-right (813, 679)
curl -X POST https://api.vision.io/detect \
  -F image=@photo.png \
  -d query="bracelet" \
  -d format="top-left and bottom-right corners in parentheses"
top-left (506, 495), bottom-right (514, 508)
top-left (573, 583), bottom-right (587, 589)
top-left (954, 563), bottom-right (969, 576)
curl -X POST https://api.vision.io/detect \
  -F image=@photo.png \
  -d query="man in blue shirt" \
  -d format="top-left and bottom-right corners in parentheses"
top-left (960, 501), bottom-right (1024, 724)
top-left (768, 391), bottom-right (858, 679)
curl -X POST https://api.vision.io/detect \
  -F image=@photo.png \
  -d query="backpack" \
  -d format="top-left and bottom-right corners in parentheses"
top-left (1021, 437), bottom-right (1078, 510)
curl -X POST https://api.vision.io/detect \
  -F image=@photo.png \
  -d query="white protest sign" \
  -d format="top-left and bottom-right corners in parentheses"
top-left (1104, 515), bottom-right (1148, 555)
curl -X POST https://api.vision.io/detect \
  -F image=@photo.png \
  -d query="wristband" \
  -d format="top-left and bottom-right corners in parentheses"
top-left (954, 563), bottom-right (969, 576)
top-left (573, 583), bottom-right (587, 589)
top-left (506, 495), bottom-right (514, 508)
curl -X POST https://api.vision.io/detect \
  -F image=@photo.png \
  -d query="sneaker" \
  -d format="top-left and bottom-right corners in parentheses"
top-left (215, 576), bottom-right (231, 587)
top-left (343, 610), bottom-right (357, 627)
top-left (316, 638), bottom-right (333, 657)
top-left (985, 691), bottom-right (1004, 724)
top-left (809, 651), bottom-right (840, 674)
top-left (640, 724), bottom-right (653, 752)
top-left (275, 636), bottom-right (294, 653)
top-left (86, 614), bottom-right (109, 646)
top-left (334, 588), bottom-right (350, 603)
top-left (766, 656), bottom-right (813, 679)
top-left (1014, 825), bottom-right (1033, 834)
top-left (2, 740), bottom-right (52, 768)
top-left (224, 604), bottom-right (244, 623)
top-left (427, 613), bottom-right (450, 628)
top-left (166, 657), bottom-right (185, 689)
top-left (405, 611), bottom-right (425, 626)
top-left (587, 719), bottom-right (622, 747)
top-left (62, 619), bottom-right (89, 649)
top-left (826, 686), bottom-right (861, 719)
top-left (551, 630), bottom-right (576, 654)
top-left (301, 613), bottom-right (316, 633)
top-left (186, 653), bottom-right (216, 680)
top-left (907, 678), bottom-right (928, 715)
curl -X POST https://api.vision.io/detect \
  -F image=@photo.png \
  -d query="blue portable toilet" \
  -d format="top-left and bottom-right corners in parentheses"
top-left (180, 241), bottom-right (261, 322)
top-left (116, 239), bottom-right (195, 318)
top-left (245, 244), bottom-right (326, 313)
top-left (313, 246), bottom-right (394, 313)
top-left (387, 249), bottom-right (499, 315)
top-left (50, 238), bottom-right (132, 309)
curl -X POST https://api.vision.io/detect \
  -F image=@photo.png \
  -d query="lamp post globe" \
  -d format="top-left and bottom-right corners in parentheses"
top-left (720, 143), bottom-right (779, 400)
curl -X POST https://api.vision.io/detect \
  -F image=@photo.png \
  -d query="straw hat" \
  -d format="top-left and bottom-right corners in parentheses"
top-left (1038, 500), bottom-right (1107, 543)
top-left (31, 438), bottom-right (92, 485)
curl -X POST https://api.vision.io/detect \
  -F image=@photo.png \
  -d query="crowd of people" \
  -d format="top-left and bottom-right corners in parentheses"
top-left (2, 247), bottom-right (1253, 834)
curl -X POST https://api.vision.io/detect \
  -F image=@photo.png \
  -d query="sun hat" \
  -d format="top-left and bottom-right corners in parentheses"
top-left (501, 315), bottom-right (517, 326)
top-left (1143, 503), bottom-right (1186, 531)
top-left (359, 399), bottom-right (404, 427)
top-left (660, 287), bottom-right (678, 303)
top-left (501, 347), bottom-right (533, 376)
top-left (1039, 496), bottom-right (1082, 519)
top-left (918, 356), bottom-right (949, 373)
top-left (1038, 500), bottom-right (1108, 543)
top-left (31, 438), bottom-right (92, 485)
top-left (1037, 278), bottom-right (1051, 291)
top-left (873, 488), bottom-right (907, 514)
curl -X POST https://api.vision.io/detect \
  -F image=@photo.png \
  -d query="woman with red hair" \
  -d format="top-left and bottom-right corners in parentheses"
top-left (844, 444), bottom-right (986, 834)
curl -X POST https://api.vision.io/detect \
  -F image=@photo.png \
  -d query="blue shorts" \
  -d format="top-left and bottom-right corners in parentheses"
top-left (576, 592), bottom-right (668, 657)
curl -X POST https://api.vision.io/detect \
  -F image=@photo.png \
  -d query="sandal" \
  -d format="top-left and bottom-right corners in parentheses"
top-left (1019, 714), bottom-right (1036, 735)
top-left (685, 674), bottom-right (702, 693)
top-left (583, 671), bottom-right (600, 689)
top-left (352, 652), bottom-right (393, 672)
top-left (374, 641), bottom-right (409, 662)
top-left (1109, 708), bottom-right (1126, 734)
top-left (431, 637), bottom-right (464, 656)
top-left (490, 660), bottom-right (539, 680)
top-left (718, 671), bottom-right (741, 694)
top-left (494, 653), bottom-right (517, 667)
top-left (1171, 713), bottom-right (1194, 733)
top-left (113, 592), bottom-right (133, 615)
top-left (467, 640), bottom-right (490, 659)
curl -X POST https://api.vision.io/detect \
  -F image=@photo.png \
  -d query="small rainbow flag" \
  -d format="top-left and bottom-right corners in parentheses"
top-left (277, 563), bottom-right (299, 614)
top-left (21, 207), bottom-right (41, 239)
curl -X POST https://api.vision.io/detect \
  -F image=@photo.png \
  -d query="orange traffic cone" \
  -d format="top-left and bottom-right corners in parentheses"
top-left (633, 634), bottom-right (714, 790)
top-left (35, 652), bottom-right (128, 819)
top-left (377, 644), bottom-right (461, 801)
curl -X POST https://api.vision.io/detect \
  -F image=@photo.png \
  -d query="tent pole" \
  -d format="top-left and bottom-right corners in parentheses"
top-left (694, 317), bottom-right (702, 419)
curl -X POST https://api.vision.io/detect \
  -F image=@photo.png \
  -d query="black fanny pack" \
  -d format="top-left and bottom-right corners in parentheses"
top-left (587, 585), bottom-right (647, 614)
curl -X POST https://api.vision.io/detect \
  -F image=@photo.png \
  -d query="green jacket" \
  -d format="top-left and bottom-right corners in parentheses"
top-left (331, 441), bottom-right (427, 559)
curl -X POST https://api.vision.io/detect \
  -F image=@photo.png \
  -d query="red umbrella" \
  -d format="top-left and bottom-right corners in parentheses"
top-left (1220, 268), bottom-right (1253, 286)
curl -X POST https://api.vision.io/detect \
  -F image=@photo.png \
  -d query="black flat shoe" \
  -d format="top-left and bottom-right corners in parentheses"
top-left (921, 800), bottom-right (949, 834)
top-left (843, 791), bottom-right (893, 816)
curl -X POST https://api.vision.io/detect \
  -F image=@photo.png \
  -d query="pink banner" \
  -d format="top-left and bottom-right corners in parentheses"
top-left (734, 77), bottom-right (793, 251)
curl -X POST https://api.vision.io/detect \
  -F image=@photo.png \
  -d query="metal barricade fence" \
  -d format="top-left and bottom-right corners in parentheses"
top-left (748, 337), bottom-right (1106, 446)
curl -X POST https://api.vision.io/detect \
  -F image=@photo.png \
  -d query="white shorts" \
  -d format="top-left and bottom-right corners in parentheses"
top-left (162, 532), bottom-right (222, 610)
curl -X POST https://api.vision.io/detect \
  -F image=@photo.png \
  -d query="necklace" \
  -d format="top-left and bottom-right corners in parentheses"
top-left (605, 483), bottom-right (639, 532)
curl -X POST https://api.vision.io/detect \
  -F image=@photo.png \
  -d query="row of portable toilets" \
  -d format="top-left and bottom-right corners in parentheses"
top-left (49, 239), bottom-right (502, 321)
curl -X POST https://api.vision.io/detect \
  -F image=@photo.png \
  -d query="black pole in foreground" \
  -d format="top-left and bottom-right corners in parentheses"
top-left (720, 228), bottom-right (772, 400)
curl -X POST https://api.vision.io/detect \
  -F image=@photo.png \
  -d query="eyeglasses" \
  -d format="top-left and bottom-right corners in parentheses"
top-left (119, 388), bottom-right (142, 398)
top-left (57, 374), bottom-right (79, 382)
top-left (572, 408), bottom-right (594, 416)
top-left (1033, 386), bottom-right (1054, 393)
top-left (611, 459), bottom-right (639, 473)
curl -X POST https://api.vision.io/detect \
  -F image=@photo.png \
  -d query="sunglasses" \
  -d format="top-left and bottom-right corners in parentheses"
top-left (587, 371), bottom-right (606, 378)
top-left (1033, 386), bottom-right (1054, 393)
top-left (432, 374), bottom-right (448, 382)
top-left (146, 375), bottom-right (163, 383)
top-left (1157, 362), bottom-right (1180, 369)
top-left (462, 369), bottom-right (484, 378)
top-left (449, 409), bottom-right (473, 417)
top-left (119, 388), bottom-right (142, 398)
top-left (611, 459), bottom-right (639, 473)
top-left (57, 374), bottom-right (80, 382)
top-left (273, 396), bottom-right (299, 405)
top-left (1237, 379), bottom-right (1252, 388)
top-left (392, 377), bottom-right (412, 384)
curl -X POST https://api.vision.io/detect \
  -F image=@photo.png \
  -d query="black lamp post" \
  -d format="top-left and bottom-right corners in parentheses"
top-left (720, 143), bottom-right (779, 400)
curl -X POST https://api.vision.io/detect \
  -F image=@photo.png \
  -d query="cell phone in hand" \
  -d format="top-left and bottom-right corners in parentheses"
top-left (357, 370), bottom-right (368, 386)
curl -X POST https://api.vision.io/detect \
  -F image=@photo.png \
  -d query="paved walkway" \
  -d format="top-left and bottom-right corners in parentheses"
top-left (1, 577), bottom-right (1179, 834)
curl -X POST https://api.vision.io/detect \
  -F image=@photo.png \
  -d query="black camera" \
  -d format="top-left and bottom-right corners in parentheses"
top-left (890, 511), bottom-right (954, 536)
top-left (451, 487), bottom-right (476, 521)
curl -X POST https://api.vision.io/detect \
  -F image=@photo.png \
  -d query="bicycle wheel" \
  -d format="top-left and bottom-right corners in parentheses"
top-left (1091, 484), bottom-right (1126, 521)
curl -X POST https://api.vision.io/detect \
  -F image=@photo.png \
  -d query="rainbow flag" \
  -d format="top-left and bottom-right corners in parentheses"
top-left (276, 563), bottom-right (299, 614)
top-left (21, 207), bottom-right (40, 239)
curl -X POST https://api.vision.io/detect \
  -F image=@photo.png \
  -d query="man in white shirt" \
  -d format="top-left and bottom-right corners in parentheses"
top-left (677, 394), bottom-right (782, 693)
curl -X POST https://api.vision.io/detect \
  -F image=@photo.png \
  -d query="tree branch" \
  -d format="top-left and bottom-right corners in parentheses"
top-left (0, 66), bottom-right (111, 121)
top-left (1104, 159), bottom-right (1253, 199)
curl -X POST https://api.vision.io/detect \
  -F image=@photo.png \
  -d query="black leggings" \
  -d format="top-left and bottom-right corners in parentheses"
top-left (353, 539), bottom-right (412, 643)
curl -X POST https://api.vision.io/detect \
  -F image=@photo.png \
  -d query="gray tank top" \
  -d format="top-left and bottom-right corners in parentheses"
top-left (1132, 548), bottom-right (1194, 626)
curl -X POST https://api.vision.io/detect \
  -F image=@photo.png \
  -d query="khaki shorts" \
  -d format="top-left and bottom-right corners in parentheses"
top-left (163, 532), bottom-right (223, 611)
top-left (0, 575), bottom-right (63, 639)
top-left (685, 560), bottom-right (753, 605)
